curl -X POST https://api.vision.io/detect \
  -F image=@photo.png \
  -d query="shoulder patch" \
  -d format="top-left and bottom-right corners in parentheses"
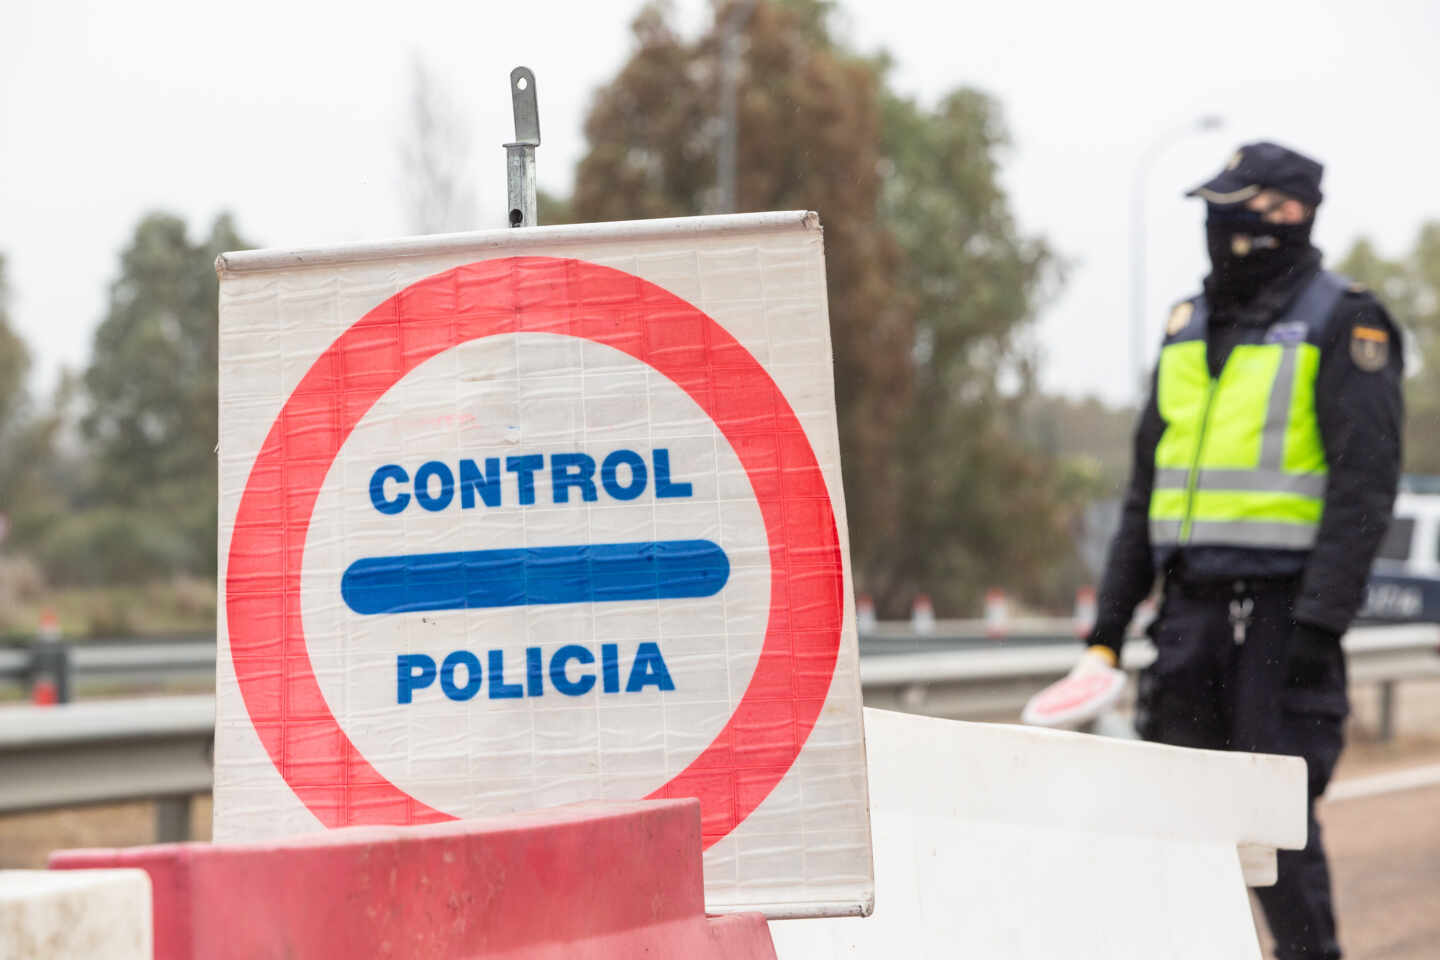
top-left (1166, 301), bottom-right (1193, 336)
top-left (1350, 325), bottom-right (1389, 372)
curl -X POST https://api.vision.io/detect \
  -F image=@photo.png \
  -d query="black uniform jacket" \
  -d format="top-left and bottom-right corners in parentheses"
top-left (1091, 247), bottom-right (1405, 655)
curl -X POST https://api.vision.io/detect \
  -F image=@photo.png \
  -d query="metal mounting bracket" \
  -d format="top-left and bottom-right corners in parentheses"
top-left (504, 66), bottom-right (540, 227)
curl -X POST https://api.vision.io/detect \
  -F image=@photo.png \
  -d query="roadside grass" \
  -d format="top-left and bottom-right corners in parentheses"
top-left (0, 576), bottom-right (215, 642)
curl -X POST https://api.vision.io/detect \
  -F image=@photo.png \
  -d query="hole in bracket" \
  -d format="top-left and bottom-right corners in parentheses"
top-left (509, 208), bottom-right (524, 227)
top-left (516, 76), bottom-right (528, 91)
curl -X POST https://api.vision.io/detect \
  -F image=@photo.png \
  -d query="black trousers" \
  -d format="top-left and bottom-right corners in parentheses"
top-left (1136, 578), bottom-right (1347, 960)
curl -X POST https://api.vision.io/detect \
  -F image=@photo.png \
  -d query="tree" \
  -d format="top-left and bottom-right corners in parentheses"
top-left (0, 255), bottom-right (28, 443)
top-left (568, 1), bottom-right (1071, 614)
top-left (1337, 223), bottom-right (1440, 475)
top-left (1020, 394), bottom-right (1137, 497)
top-left (877, 87), bottom-right (1073, 609)
top-left (536, 188), bottom-right (576, 227)
top-left (68, 212), bottom-right (251, 582)
top-left (0, 254), bottom-right (67, 550)
top-left (398, 58), bottom-right (480, 235)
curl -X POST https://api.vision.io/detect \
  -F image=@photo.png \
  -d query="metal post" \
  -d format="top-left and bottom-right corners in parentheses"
top-left (1378, 679), bottom-right (1396, 743)
top-left (28, 642), bottom-right (72, 704)
top-left (54, 644), bottom-right (71, 704)
top-left (155, 796), bottom-right (192, 843)
top-left (713, 0), bottom-right (757, 214)
top-left (504, 66), bottom-right (540, 228)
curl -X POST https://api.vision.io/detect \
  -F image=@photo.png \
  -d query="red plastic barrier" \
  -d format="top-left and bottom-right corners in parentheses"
top-left (50, 799), bottom-right (775, 960)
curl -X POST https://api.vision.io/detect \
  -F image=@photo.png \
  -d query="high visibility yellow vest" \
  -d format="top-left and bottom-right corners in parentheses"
top-left (1149, 272), bottom-right (1346, 553)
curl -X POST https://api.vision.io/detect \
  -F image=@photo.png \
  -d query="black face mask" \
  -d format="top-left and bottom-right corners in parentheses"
top-left (1205, 204), bottom-right (1313, 304)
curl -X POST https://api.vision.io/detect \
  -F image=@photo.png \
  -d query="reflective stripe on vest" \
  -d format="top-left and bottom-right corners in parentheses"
top-left (1148, 272), bottom-right (1344, 552)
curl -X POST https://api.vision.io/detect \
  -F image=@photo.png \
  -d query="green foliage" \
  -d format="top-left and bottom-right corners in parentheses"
top-left (877, 87), bottom-right (1078, 610)
top-left (1338, 224), bottom-right (1440, 475)
top-left (1021, 394), bottom-right (1137, 497)
top-left (0, 255), bottom-right (69, 553)
top-left (31, 507), bottom-right (198, 587)
top-left (2, 211), bottom-right (247, 588)
top-left (56, 212), bottom-right (251, 583)
top-left (536, 188), bottom-right (577, 226)
top-left (0, 255), bottom-right (28, 437)
top-left (0, 576), bottom-right (216, 639)
top-left (568, 1), bottom-right (1076, 614)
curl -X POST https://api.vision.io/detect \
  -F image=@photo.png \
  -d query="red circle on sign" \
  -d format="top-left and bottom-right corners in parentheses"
top-left (226, 256), bottom-right (843, 847)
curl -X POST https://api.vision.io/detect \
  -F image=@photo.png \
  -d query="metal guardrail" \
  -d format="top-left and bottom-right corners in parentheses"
top-left (0, 624), bottom-right (1435, 840)
top-left (862, 623), bottom-right (1440, 739)
top-left (0, 623), bottom-right (1085, 696)
top-left (2, 623), bottom-right (1436, 713)
top-left (0, 629), bottom-right (1086, 702)
top-left (0, 694), bottom-right (214, 840)
top-left (0, 638), bottom-right (218, 700)
top-left (1, 617), bottom-right (1430, 693)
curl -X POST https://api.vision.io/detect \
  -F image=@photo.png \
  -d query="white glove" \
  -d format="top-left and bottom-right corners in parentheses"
top-left (1021, 647), bottom-right (1127, 730)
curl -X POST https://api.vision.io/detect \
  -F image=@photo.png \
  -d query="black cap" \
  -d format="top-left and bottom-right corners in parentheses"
top-left (1186, 141), bottom-right (1324, 208)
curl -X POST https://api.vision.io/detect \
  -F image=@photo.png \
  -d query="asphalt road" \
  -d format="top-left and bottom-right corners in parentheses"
top-left (1324, 778), bottom-right (1440, 960)
top-left (3, 696), bottom-right (1435, 959)
top-left (1254, 769), bottom-right (1440, 960)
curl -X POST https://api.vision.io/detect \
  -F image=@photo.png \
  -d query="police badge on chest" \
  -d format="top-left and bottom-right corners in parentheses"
top-left (1264, 320), bottom-right (1307, 344)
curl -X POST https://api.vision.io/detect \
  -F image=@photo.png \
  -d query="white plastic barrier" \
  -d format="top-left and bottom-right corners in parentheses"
top-left (770, 708), bottom-right (1306, 959)
top-left (0, 869), bottom-right (151, 959)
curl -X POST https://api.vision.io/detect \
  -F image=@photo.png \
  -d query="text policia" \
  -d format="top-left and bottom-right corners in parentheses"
top-left (398, 643), bottom-right (674, 704)
top-left (362, 448), bottom-right (704, 706)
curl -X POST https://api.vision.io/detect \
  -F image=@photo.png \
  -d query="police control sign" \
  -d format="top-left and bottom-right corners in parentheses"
top-left (214, 211), bottom-right (873, 917)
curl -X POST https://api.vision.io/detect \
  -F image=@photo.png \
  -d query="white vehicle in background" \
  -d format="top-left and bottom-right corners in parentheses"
top-left (1361, 481), bottom-right (1440, 622)
top-left (1374, 490), bottom-right (1440, 576)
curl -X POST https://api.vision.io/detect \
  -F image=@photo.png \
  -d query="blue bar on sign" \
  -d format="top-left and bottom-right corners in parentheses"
top-left (340, 540), bottom-right (730, 615)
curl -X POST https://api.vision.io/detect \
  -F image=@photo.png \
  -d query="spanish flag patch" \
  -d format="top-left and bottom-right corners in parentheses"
top-left (1350, 325), bottom-right (1389, 372)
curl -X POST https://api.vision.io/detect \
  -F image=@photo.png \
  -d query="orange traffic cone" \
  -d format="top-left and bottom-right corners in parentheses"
top-left (31, 609), bottom-right (62, 706)
top-left (31, 677), bottom-right (57, 706)
top-left (856, 594), bottom-right (877, 633)
top-left (910, 594), bottom-right (935, 635)
top-left (985, 589), bottom-right (1009, 640)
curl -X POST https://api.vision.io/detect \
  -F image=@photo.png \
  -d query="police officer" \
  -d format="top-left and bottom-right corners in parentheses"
top-left (1085, 142), bottom-right (1404, 959)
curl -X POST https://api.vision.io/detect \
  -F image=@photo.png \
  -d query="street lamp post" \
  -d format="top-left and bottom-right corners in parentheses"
top-left (715, 0), bottom-right (758, 214)
top-left (1129, 115), bottom-right (1224, 402)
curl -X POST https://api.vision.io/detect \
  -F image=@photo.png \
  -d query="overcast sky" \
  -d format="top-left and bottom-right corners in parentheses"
top-left (3, 0), bottom-right (1437, 407)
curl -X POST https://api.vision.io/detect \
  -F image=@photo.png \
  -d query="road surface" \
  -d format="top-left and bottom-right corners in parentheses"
top-left (1253, 765), bottom-right (1440, 959)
